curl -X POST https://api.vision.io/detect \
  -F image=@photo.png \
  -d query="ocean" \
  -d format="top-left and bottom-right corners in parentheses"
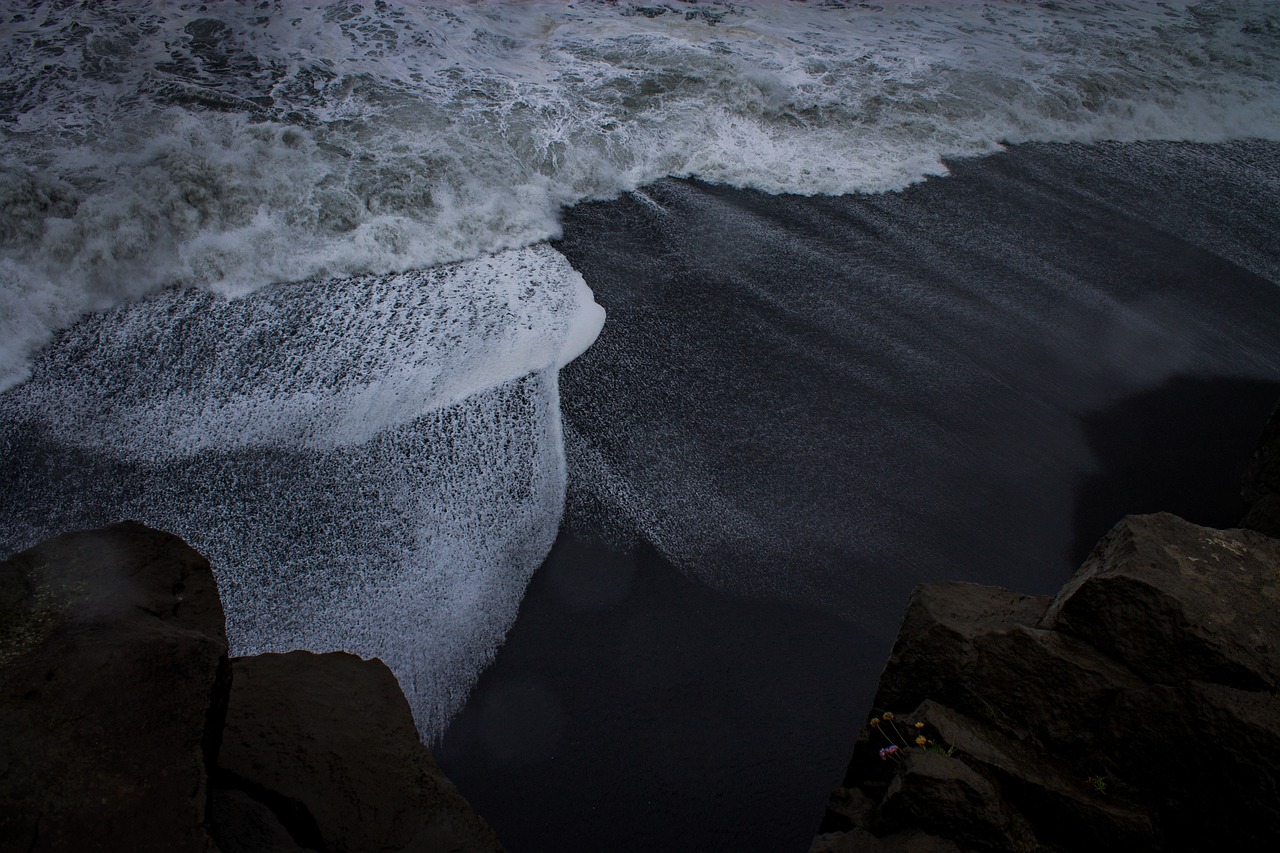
top-left (3, 2), bottom-right (1280, 850)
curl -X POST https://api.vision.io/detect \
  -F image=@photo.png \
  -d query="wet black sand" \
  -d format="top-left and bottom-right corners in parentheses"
top-left (437, 141), bottom-right (1280, 852)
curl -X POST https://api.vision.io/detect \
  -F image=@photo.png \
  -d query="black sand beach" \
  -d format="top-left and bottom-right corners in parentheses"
top-left (436, 141), bottom-right (1280, 852)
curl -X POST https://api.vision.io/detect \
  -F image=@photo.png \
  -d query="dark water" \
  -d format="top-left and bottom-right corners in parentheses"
top-left (437, 141), bottom-right (1280, 852)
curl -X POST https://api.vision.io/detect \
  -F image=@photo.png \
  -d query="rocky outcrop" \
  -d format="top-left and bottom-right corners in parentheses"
top-left (814, 512), bottom-right (1280, 852)
top-left (0, 522), bottom-right (229, 853)
top-left (0, 522), bottom-right (502, 853)
top-left (211, 651), bottom-right (503, 853)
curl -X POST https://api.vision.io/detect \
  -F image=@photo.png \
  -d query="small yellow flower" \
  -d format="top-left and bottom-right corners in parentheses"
top-left (883, 712), bottom-right (895, 721)
top-left (914, 722), bottom-right (925, 729)
top-left (869, 718), bottom-right (880, 728)
top-left (916, 736), bottom-right (927, 746)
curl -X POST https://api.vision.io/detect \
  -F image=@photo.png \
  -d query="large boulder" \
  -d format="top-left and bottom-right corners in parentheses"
top-left (901, 702), bottom-right (1156, 851)
top-left (211, 650), bottom-right (503, 853)
top-left (872, 582), bottom-right (1139, 753)
top-left (0, 522), bottom-right (230, 853)
top-left (1042, 513), bottom-right (1280, 693)
top-left (817, 512), bottom-right (1280, 852)
top-left (875, 749), bottom-right (1026, 852)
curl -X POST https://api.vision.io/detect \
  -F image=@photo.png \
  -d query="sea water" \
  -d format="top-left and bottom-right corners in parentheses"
top-left (2, 0), bottom-right (1278, 733)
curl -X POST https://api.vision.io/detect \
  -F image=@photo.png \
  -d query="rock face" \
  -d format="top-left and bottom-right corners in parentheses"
top-left (0, 522), bottom-right (229, 853)
top-left (211, 651), bottom-right (503, 853)
top-left (814, 512), bottom-right (1280, 853)
top-left (0, 522), bottom-right (503, 853)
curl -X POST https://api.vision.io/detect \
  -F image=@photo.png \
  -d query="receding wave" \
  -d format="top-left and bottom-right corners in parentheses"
top-left (3, 0), bottom-right (1279, 388)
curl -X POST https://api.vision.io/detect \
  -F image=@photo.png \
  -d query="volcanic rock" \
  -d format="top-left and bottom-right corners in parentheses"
top-left (0, 523), bottom-right (503, 853)
top-left (870, 582), bottom-right (1140, 753)
top-left (1041, 513), bottom-right (1280, 693)
top-left (816, 512), bottom-right (1280, 852)
top-left (0, 522), bottom-right (230, 853)
top-left (1097, 679), bottom-right (1280, 850)
top-left (211, 650), bottom-right (503, 853)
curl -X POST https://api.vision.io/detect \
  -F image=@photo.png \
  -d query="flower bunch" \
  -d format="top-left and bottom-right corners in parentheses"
top-left (869, 711), bottom-right (955, 761)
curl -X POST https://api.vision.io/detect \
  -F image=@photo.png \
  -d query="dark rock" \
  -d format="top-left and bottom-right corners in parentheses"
top-left (809, 828), bottom-right (891, 853)
top-left (873, 583), bottom-right (1049, 719)
top-left (824, 786), bottom-right (878, 832)
top-left (212, 650), bottom-right (503, 853)
top-left (1099, 680), bottom-right (1280, 851)
top-left (874, 582), bottom-right (1138, 754)
top-left (876, 749), bottom-right (1024, 852)
top-left (209, 788), bottom-right (314, 853)
top-left (908, 702), bottom-right (1155, 852)
top-left (0, 522), bottom-right (230, 853)
top-left (1042, 513), bottom-right (1280, 692)
top-left (818, 509), bottom-right (1280, 852)
top-left (1242, 491), bottom-right (1280, 538)
top-left (2, 524), bottom-right (503, 853)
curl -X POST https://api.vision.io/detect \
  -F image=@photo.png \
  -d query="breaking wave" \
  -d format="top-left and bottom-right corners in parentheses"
top-left (3, 0), bottom-right (1279, 388)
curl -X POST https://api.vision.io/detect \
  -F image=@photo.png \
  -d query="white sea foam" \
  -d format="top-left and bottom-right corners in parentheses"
top-left (0, 245), bottom-right (601, 733)
top-left (11, 244), bottom-right (602, 457)
top-left (3, 0), bottom-right (1280, 388)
